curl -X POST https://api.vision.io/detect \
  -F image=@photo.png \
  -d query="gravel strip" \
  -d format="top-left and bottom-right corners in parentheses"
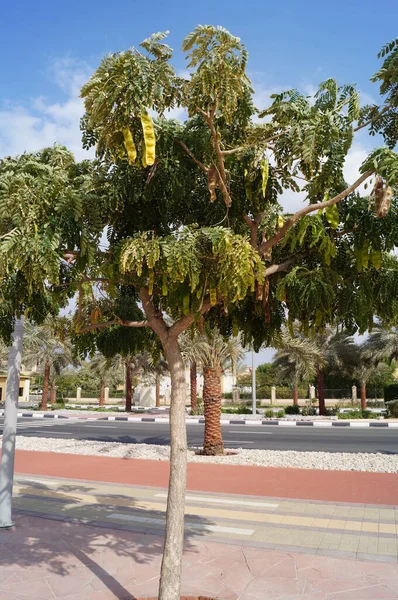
top-left (12, 436), bottom-right (398, 473)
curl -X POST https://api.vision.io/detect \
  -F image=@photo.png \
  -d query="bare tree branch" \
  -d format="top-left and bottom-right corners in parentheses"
top-left (353, 105), bottom-right (390, 133)
top-left (177, 141), bottom-right (207, 173)
top-left (264, 259), bottom-right (294, 277)
top-left (260, 169), bottom-right (374, 255)
top-left (221, 130), bottom-right (287, 156)
top-left (79, 319), bottom-right (148, 333)
top-left (169, 297), bottom-right (215, 340)
top-left (139, 288), bottom-right (169, 342)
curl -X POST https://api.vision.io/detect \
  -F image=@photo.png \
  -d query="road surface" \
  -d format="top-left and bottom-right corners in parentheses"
top-left (0, 417), bottom-right (397, 453)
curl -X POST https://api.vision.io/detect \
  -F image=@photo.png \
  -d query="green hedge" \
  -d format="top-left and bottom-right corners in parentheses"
top-left (387, 400), bottom-right (398, 418)
top-left (384, 384), bottom-right (398, 403)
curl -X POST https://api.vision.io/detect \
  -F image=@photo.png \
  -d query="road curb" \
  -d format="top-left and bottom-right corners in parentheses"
top-left (2, 411), bottom-right (398, 427)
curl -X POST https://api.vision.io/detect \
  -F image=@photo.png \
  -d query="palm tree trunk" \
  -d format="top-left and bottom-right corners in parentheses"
top-left (292, 383), bottom-right (299, 406)
top-left (202, 366), bottom-right (224, 456)
top-left (50, 381), bottom-right (56, 405)
top-left (99, 378), bottom-right (105, 407)
top-left (158, 338), bottom-right (187, 600)
top-left (317, 367), bottom-right (326, 416)
top-left (125, 362), bottom-right (132, 412)
top-left (360, 381), bottom-right (367, 410)
top-left (40, 361), bottom-right (50, 411)
top-left (156, 374), bottom-right (161, 408)
top-left (190, 361), bottom-right (197, 412)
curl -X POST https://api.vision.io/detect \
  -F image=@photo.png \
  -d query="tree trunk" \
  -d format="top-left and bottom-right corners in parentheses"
top-left (156, 374), bottom-right (161, 408)
top-left (125, 363), bottom-right (132, 412)
top-left (40, 361), bottom-right (50, 411)
top-left (360, 381), bottom-right (367, 411)
top-left (292, 383), bottom-right (298, 406)
top-left (158, 338), bottom-right (188, 600)
top-left (50, 381), bottom-right (56, 405)
top-left (202, 366), bottom-right (224, 456)
top-left (317, 367), bottom-right (326, 416)
top-left (99, 379), bottom-right (105, 407)
top-left (190, 361), bottom-right (197, 413)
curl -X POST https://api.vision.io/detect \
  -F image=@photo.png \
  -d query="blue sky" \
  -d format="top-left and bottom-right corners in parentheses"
top-left (1, 0), bottom-right (396, 363)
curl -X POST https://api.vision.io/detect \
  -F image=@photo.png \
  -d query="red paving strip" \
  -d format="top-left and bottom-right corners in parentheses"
top-left (9, 450), bottom-right (398, 505)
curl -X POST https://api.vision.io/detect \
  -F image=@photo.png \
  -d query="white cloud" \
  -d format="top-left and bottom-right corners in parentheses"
top-left (0, 58), bottom-right (93, 161)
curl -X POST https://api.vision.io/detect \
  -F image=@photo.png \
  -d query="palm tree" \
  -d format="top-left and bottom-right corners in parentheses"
top-left (185, 329), bottom-right (244, 455)
top-left (189, 360), bottom-right (198, 412)
top-left (23, 318), bottom-right (74, 410)
top-left (363, 327), bottom-right (398, 364)
top-left (88, 353), bottom-right (113, 406)
top-left (151, 358), bottom-right (168, 408)
top-left (0, 339), bottom-right (8, 373)
top-left (273, 330), bottom-right (323, 405)
top-left (273, 326), bottom-right (357, 414)
top-left (111, 352), bottom-right (151, 411)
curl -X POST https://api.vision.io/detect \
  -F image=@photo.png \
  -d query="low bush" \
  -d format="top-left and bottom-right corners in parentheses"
top-left (221, 405), bottom-right (254, 415)
top-left (384, 384), bottom-right (398, 403)
top-left (338, 410), bottom-right (378, 420)
top-left (386, 400), bottom-right (398, 418)
top-left (277, 409), bottom-right (285, 418)
top-left (284, 405), bottom-right (301, 415)
top-left (264, 409), bottom-right (274, 418)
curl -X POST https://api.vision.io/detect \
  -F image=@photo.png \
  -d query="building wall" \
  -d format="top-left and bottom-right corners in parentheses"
top-left (0, 376), bottom-right (30, 403)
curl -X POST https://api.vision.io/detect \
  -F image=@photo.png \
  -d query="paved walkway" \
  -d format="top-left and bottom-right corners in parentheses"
top-left (11, 474), bottom-right (398, 563)
top-left (12, 450), bottom-right (398, 505)
top-left (1, 451), bottom-right (397, 598)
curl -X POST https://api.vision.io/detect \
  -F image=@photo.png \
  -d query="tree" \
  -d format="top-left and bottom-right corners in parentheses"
top-left (183, 329), bottom-right (243, 455)
top-left (1, 28), bottom-right (398, 600)
top-left (149, 357), bottom-right (169, 408)
top-left (273, 329), bottom-right (323, 405)
top-left (363, 327), bottom-right (398, 365)
top-left (88, 353), bottom-right (114, 406)
top-left (23, 318), bottom-right (74, 410)
top-left (110, 352), bottom-right (151, 411)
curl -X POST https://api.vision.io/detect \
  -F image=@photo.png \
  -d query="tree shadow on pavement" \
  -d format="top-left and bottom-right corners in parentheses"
top-left (0, 479), bottom-right (214, 600)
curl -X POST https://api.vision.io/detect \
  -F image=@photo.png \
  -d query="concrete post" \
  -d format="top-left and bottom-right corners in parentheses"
top-left (0, 316), bottom-right (24, 528)
top-left (310, 385), bottom-right (316, 400)
top-left (352, 385), bottom-right (357, 403)
top-left (104, 387), bottom-right (109, 404)
top-left (76, 387), bottom-right (81, 403)
top-left (271, 386), bottom-right (276, 405)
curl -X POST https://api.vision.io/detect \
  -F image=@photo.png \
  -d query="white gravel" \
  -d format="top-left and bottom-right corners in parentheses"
top-left (12, 436), bottom-right (398, 473)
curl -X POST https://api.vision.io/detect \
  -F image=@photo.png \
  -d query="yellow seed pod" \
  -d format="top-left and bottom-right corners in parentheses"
top-left (142, 138), bottom-right (148, 168)
top-left (210, 287), bottom-right (217, 305)
top-left (277, 215), bottom-right (284, 229)
top-left (122, 128), bottom-right (137, 165)
top-left (140, 109), bottom-right (156, 166)
top-left (261, 158), bottom-right (269, 198)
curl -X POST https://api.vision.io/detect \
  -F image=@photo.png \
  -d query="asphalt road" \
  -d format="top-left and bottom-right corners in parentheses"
top-left (0, 417), bottom-right (397, 454)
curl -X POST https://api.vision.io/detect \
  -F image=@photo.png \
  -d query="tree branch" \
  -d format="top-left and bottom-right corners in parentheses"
top-left (78, 319), bottom-right (148, 333)
top-left (220, 130), bottom-right (287, 156)
top-left (177, 141), bottom-right (207, 173)
top-left (264, 259), bottom-right (294, 277)
top-left (354, 105), bottom-right (390, 133)
top-left (169, 297), bottom-right (215, 340)
top-left (260, 169), bottom-right (374, 255)
top-left (139, 288), bottom-right (169, 342)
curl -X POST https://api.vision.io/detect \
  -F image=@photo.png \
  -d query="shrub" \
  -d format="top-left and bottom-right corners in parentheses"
top-left (221, 405), bottom-right (254, 415)
top-left (387, 400), bottom-right (398, 418)
top-left (264, 409), bottom-right (274, 418)
top-left (384, 384), bottom-right (398, 403)
top-left (338, 410), bottom-right (378, 420)
top-left (285, 405), bottom-right (301, 415)
top-left (277, 409), bottom-right (285, 418)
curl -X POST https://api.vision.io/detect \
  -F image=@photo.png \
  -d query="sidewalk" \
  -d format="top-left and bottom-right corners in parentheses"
top-left (1, 452), bottom-right (398, 599)
top-left (2, 511), bottom-right (398, 600)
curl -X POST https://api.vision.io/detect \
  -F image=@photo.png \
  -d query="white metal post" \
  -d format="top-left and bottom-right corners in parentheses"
top-left (0, 316), bottom-right (24, 528)
top-left (252, 350), bottom-right (256, 415)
